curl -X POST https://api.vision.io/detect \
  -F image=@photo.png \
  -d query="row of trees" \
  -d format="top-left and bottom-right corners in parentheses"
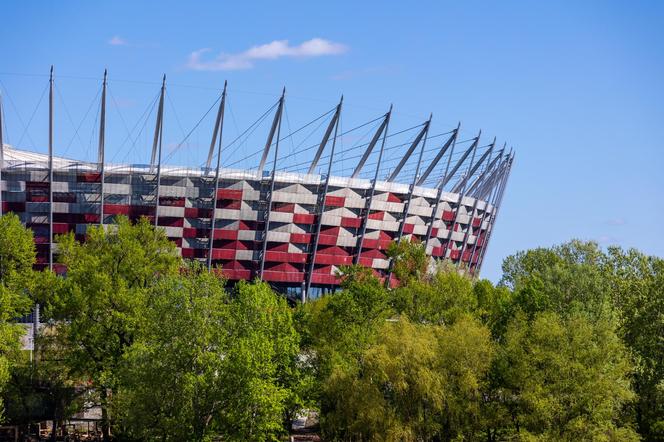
top-left (298, 241), bottom-right (663, 441)
top-left (1, 215), bottom-right (301, 441)
top-left (0, 212), bottom-right (662, 441)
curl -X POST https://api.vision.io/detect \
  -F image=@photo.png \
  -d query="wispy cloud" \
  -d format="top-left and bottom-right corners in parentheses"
top-left (108, 36), bottom-right (128, 46)
top-left (606, 217), bottom-right (627, 226)
top-left (186, 38), bottom-right (348, 71)
top-left (596, 235), bottom-right (621, 245)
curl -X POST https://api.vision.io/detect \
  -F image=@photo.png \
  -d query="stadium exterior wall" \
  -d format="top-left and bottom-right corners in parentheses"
top-left (0, 147), bottom-right (506, 298)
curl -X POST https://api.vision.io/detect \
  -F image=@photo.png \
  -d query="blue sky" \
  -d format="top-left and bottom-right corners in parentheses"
top-left (0, 1), bottom-right (662, 281)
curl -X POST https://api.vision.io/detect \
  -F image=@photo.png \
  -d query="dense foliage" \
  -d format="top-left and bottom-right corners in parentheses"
top-left (115, 265), bottom-right (299, 441)
top-left (0, 214), bottom-right (35, 420)
top-left (0, 214), bottom-right (662, 441)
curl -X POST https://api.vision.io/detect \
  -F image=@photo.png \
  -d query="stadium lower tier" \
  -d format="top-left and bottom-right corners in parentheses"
top-left (0, 160), bottom-right (497, 295)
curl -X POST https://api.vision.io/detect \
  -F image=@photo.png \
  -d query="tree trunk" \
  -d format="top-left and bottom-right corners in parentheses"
top-left (51, 419), bottom-right (58, 442)
top-left (101, 388), bottom-right (111, 442)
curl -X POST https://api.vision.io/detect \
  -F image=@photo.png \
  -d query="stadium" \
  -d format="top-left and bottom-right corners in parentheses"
top-left (0, 70), bottom-right (514, 301)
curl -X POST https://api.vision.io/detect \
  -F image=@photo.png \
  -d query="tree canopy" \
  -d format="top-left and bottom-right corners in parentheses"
top-left (1, 224), bottom-right (661, 441)
top-left (302, 240), bottom-right (648, 441)
top-left (39, 216), bottom-right (180, 440)
top-left (0, 214), bottom-right (35, 421)
top-left (116, 265), bottom-right (300, 442)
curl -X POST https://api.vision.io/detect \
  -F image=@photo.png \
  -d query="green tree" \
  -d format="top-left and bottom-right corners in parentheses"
top-left (119, 275), bottom-right (300, 442)
top-left (0, 214), bottom-right (36, 421)
top-left (321, 316), bottom-right (494, 441)
top-left (297, 266), bottom-right (393, 439)
top-left (0, 285), bottom-right (28, 423)
top-left (604, 247), bottom-right (664, 441)
top-left (386, 238), bottom-right (429, 285)
top-left (391, 268), bottom-right (476, 325)
top-left (116, 262), bottom-right (230, 441)
top-left (500, 240), bottom-right (613, 321)
top-left (500, 240), bottom-right (664, 440)
top-left (308, 241), bottom-right (650, 441)
top-left (0, 213), bottom-right (36, 282)
top-left (299, 266), bottom-right (391, 381)
top-left (3, 325), bottom-right (87, 441)
top-left (495, 311), bottom-right (638, 441)
top-left (321, 318), bottom-right (444, 441)
top-left (41, 216), bottom-right (180, 440)
top-left (218, 280), bottom-right (301, 441)
top-left (472, 278), bottom-right (513, 339)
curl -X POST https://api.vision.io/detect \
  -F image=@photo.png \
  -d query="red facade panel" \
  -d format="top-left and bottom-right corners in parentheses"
top-left (274, 203), bottom-right (295, 213)
top-left (265, 251), bottom-right (307, 263)
top-left (362, 238), bottom-right (392, 250)
top-left (340, 216), bottom-right (362, 228)
top-left (314, 254), bottom-right (352, 266)
top-left (211, 249), bottom-right (236, 260)
top-left (218, 200), bottom-right (241, 210)
top-left (263, 270), bottom-right (304, 283)
top-left (83, 214), bottom-right (100, 223)
top-left (317, 245), bottom-right (350, 256)
top-left (217, 189), bottom-right (243, 200)
top-left (361, 249), bottom-right (387, 259)
top-left (290, 233), bottom-right (312, 244)
top-left (293, 213), bottom-right (315, 224)
top-left (311, 273), bottom-right (338, 285)
top-left (324, 196), bottom-right (345, 207)
top-left (317, 234), bottom-right (338, 246)
top-left (213, 229), bottom-right (238, 240)
top-left (358, 257), bottom-right (373, 267)
top-left (103, 204), bottom-right (130, 215)
top-left (222, 268), bottom-right (252, 280)
top-left (52, 223), bottom-right (73, 234)
top-left (185, 207), bottom-right (212, 218)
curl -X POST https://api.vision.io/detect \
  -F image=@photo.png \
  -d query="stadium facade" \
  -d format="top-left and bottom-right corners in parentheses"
top-left (0, 70), bottom-right (514, 301)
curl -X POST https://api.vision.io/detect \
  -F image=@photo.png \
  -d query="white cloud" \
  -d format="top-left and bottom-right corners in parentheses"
top-left (108, 36), bottom-right (128, 46)
top-left (186, 38), bottom-right (348, 71)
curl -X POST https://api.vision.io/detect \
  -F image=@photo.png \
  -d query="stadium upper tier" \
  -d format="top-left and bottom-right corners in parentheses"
top-left (0, 71), bottom-right (514, 300)
top-left (0, 143), bottom-right (511, 293)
